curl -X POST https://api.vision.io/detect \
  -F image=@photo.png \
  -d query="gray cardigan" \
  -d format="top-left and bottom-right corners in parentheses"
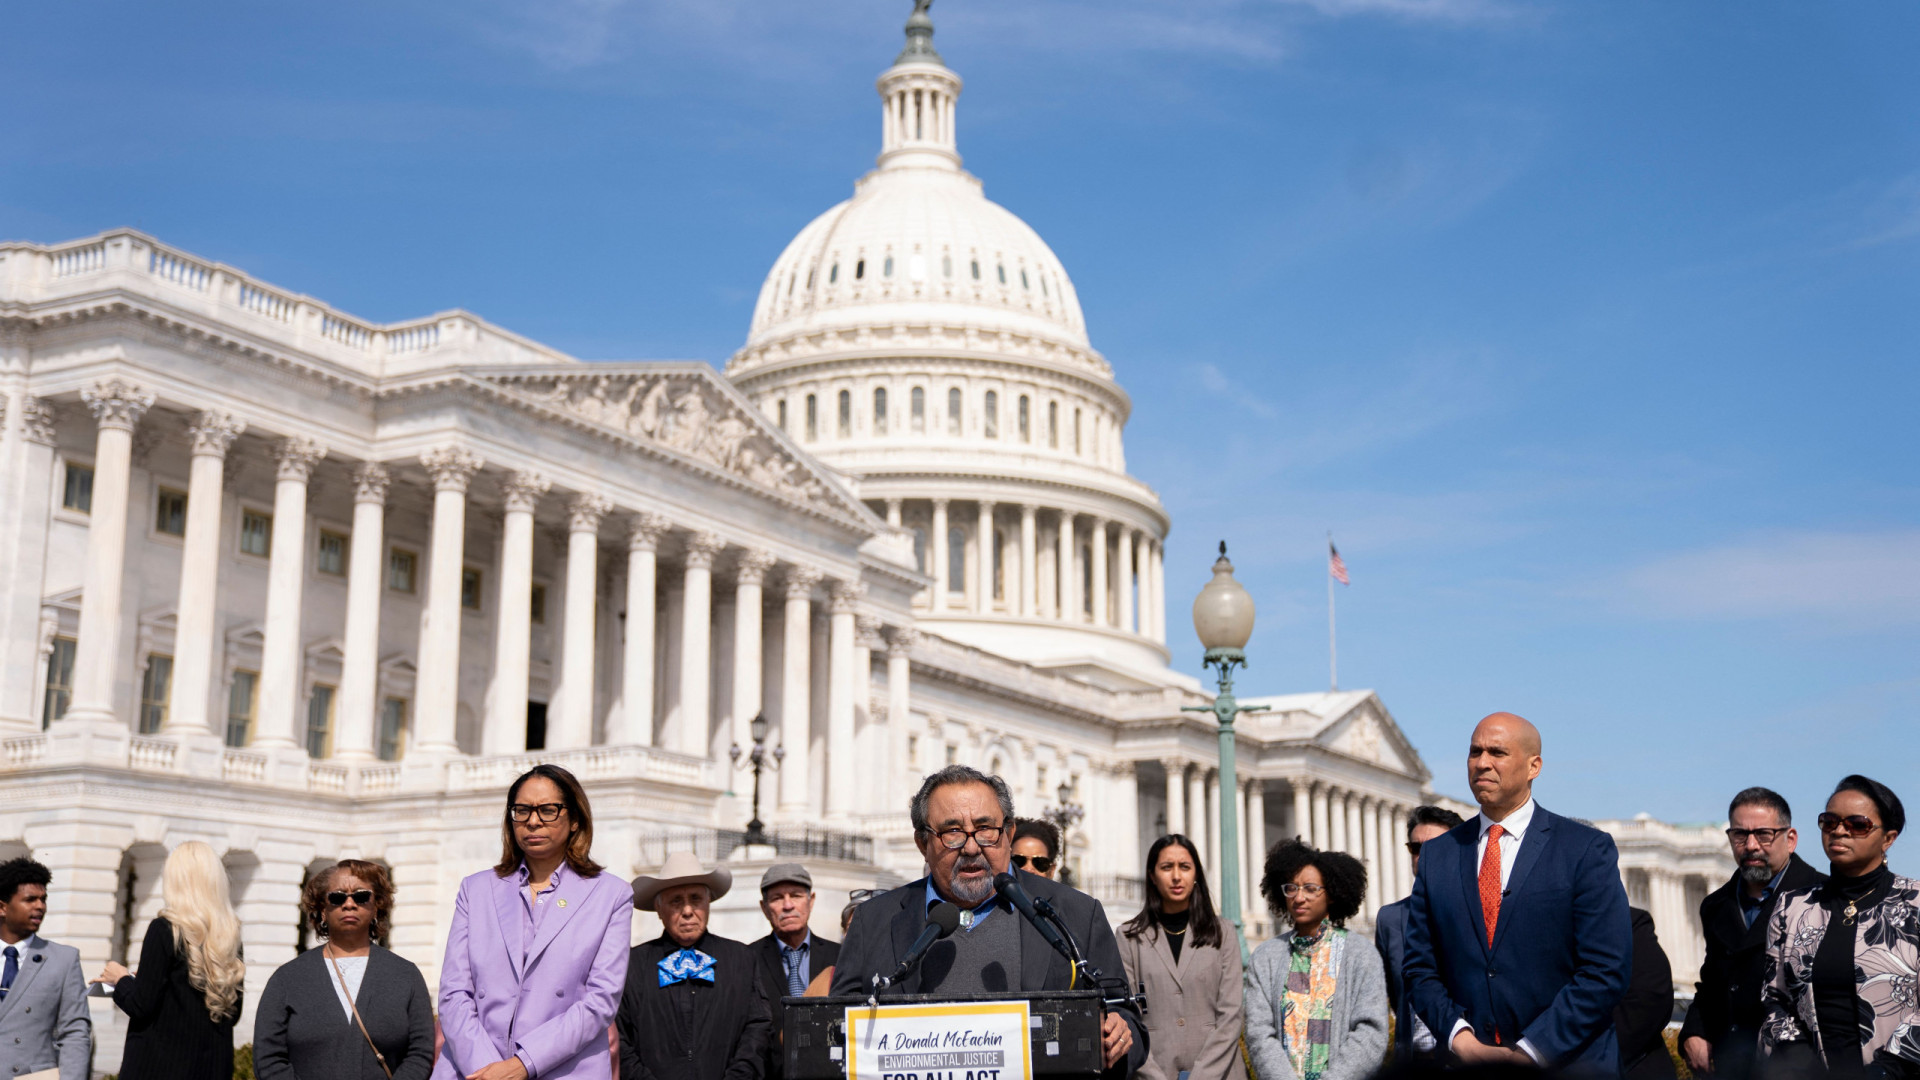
top-left (1245, 927), bottom-right (1389, 1080)
top-left (253, 946), bottom-right (435, 1080)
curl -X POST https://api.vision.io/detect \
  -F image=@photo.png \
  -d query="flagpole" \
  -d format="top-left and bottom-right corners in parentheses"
top-left (1328, 534), bottom-right (1337, 692)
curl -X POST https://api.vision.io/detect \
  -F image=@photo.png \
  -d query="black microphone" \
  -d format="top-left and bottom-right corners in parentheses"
top-left (993, 872), bottom-right (1075, 961)
top-left (879, 901), bottom-right (962, 988)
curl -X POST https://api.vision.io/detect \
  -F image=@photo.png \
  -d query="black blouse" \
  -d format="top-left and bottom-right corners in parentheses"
top-left (112, 917), bottom-right (239, 1080)
top-left (1811, 863), bottom-right (1896, 1067)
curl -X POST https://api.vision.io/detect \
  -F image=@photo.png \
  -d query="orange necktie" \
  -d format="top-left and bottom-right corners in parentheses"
top-left (1479, 823), bottom-right (1505, 948)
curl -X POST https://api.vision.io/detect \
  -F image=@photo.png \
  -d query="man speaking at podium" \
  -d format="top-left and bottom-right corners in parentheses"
top-left (833, 765), bottom-right (1148, 1076)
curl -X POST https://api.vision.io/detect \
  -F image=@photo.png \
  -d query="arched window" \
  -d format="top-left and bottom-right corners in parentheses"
top-left (970, 259), bottom-right (981, 280)
top-left (948, 528), bottom-right (967, 594)
top-left (1048, 401), bottom-right (1060, 449)
top-left (1040, 275), bottom-right (1048, 297)
top-left (855, 259), bottom-right (866, 280)
top-left (805, 394), bottom-right (818, 441)
top-left (947, 388), bottom-right (962, 435)
top-left (1074, 408), bottom-right (1083, 454)
top-left (1020, 269), bottom-right (1030, 290)
top-left (997, 264), bottom-right (1007, 285)
top-left (983, 391), bottom-right (999, 439)
top-left (828, 264), bottom-right (837, 284)
top-left (873, 387), bottom-right (888, 435)
top-left (837, 390), bottom-right (852, 437)
top-left (776, 399), bottom-right (788, 432)
top-left (883, 255), bottom-right (894, 278)
top-left (1018, 395), bottom-right (1031, 442)
top-left (911, 386), bottom-right (926, 433)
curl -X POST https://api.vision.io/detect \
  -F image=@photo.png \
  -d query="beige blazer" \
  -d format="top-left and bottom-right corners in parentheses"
top-left (1117, 919), bottom-right (1248, 1080)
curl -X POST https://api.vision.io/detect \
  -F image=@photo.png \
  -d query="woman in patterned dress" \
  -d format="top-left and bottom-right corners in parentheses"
top-left (1245, 840), bottom-right (1388, 1080)
top-left (1761, 775), bottom-right (1920, 1076)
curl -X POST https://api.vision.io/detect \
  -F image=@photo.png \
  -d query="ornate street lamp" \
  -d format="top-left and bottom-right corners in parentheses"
top-left (1182, 542), bottom-right (1268, 956)
top-left (1043, 778), bottom-right (1085, 887)
top-left (728, 712), bottom-right (785, 848)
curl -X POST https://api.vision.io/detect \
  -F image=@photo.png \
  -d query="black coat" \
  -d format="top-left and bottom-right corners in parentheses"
top-left (111, 917), bottom-right (238, 1080)
top-left (617, 932), bottom-right (770, 1080)
top-left (749, 932), bottom-right (839, 1080)
top-left (1680, 854), bottom-right (1826, 1053)
top-left (1615, 908), bottom-right (1677, 1080)
top-left (830, 872), bottom-right (1149, 1079)
top-left (253, 946), bottom-right (436, 1080)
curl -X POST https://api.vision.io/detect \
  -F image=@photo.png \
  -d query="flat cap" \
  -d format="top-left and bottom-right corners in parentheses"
top-left (759, 862), bottom-right (812, 893)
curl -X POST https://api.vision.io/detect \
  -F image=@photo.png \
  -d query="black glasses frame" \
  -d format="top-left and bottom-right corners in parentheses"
top-left (326, 889), bottom-right (374, 908)
top-left (1817, 812), bottom-right (1880, 838)
top-left (1406, 840), bottom-right (1423, 856)
top-left (922, 824), bottom-right (1006, 851)
top-left (509, 802), bottom-right (567, 824)
top-left (1726, 827), bottom-right (1790, 845)
top-left (1011, 854), bottom-right (1055, 873)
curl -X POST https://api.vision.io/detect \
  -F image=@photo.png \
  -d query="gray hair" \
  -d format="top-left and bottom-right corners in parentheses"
top-left (909, 765), bottom-right (1016, 835)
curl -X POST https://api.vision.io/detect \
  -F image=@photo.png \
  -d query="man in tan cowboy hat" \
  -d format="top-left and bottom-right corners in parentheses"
top-left (616, 852), bottom-right (771, 1080)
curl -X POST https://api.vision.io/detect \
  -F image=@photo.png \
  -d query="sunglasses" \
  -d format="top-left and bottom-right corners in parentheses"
top-left (326, 889), bottom-right (374, 908)
top-left (1817, 813), bottom-right (1881, 838)
top-left (1010, 854), bottom-right (1055, 873)
top-left (1406, 841), bottom-right (1423, 856)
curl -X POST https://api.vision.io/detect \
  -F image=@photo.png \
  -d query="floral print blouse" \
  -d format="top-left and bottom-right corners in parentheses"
top-left (1760, 872), bottom-right (1920, 1069)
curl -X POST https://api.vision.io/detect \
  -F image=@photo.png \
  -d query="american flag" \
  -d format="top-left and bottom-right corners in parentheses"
top-left (1328, 541), bottom-right (1350, 585)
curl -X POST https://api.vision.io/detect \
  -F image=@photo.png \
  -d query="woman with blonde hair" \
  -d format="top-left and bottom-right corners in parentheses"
top-left (97, 840), bottom-right (245, 1080)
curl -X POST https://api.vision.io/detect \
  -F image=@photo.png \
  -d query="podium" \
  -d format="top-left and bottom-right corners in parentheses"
top-left (784, 990), bottom-right (1108, 1078)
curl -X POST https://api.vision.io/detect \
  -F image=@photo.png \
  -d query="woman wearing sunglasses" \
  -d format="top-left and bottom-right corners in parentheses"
top-left (1117, 834), bottom-right (1246, 1080)
top-left (434, 765), bottom-right (632, 1080)
top-left (255, 860), bottom-right (434, 1080)
top-left (1245, 839), bottom-right (1386, 1080)
top-left (1011, 818), bottom-right (1062, 879)
top-left (1761, 775), bottom-right (1919, 1075)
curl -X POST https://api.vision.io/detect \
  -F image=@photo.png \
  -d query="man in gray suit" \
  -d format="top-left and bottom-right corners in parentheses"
top-left (1374, 805), bottom-right (1463, 1060)
top-left (0, 858), bottom-right (91, 1080)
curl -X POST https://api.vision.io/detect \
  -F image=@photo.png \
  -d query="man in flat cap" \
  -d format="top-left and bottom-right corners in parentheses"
top-left (618, 852), bottom-right (770, 1080)
top-left (749, 863), bottom-right (840, 1079)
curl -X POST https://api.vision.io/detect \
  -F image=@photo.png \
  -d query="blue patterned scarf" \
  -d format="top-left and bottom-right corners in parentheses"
top-left (658, 947), bottom-right (717, 987)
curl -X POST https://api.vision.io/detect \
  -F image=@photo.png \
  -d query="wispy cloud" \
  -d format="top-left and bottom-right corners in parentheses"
top-left (1847, 171), bottom-right (1920, 250)
top-left (1606, 530), bottom-right (1920, 627)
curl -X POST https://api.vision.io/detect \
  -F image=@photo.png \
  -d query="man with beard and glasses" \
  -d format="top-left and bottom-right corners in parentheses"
top-left (1680, 787), bottom-right (1824, 1079)
top-left (832, 765), bottom-right (1148, 1078)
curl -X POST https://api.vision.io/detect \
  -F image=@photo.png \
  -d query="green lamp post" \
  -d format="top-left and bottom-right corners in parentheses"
top-left (1182, 542), bottom-right (1268, 958)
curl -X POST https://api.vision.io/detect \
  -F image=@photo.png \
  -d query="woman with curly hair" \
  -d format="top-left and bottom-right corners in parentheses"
top-left (1244, 839), bottom-right (1387, 1080)
top-left (254, 859), bottom-right (435, 1080)
top-left (96, 840), bottom-right (245, 1080)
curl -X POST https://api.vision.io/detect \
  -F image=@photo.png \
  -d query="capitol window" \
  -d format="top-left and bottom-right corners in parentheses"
top-left (837, 389), bottom-right (852, 437)
top-left (1041, 275), bottom-right (1049, 298)
top-left (62, 461), bottom-right (93, 513)
top-left (947, 527), bottom-right (966, 593)
top-left (138, 654), bottom-right (172, 734)
top-left (911, 387), bottom-right (926, 432)
top-left (42, 637), bottom-right (76, 726)
top-left (225, 671), bottom-right (257, 747)
top-left (531, 584), bottom-right (547, 624)
top-left (240, 509), bottom-right (273, 557)
top-left (155, 488), bottom-right (188, 537)
top-left (855, 259), bottom-right (866, 280)
top-left (306, 685), bottom-right (335, 758)
top-left (874, 387), bottom-right (888, 435)
top-left (828, 264), bottom-right (838, 284)
top-left (388, 548), bottom-right (418, 593)
top-left (971, 259), bottom-right (980, 280)
top-left (461, 567), bottom-right (484, 611)
top-left (316, 530), bottom-right (348, 576)
top-left (992, 531), bottom-right (1005, 600)
top-left (997, 264), bottom-right (1007, 285)
top-left (378, 697), bottom-right (409, 762)
top-left (1074, 409), bottom-right (1083, 455)
top-left (884, 255), bottom-right (894, 278)
top-left (943, 254), bottom-right (953, 278)
top-left (946, 388), bottom-right (962, 435)
top-left (1048, 402), bottom-right (1060, 448)
top-left (806, 394), bottom-right (819, 441)
top-left (984, 391), bottom-right (998, 438)
top-left (1020, 269), bottom-right (1030, 290)
top-left (1019, 396), bottom-right (1031, 441)
top-left (777, 399), bottom-right (788, 432)
top-left (912, 526), bottom-right (926, 572)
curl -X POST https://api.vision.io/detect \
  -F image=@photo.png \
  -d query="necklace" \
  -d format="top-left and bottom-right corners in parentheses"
top-left (1165, 925), bottom-right (1187, 935)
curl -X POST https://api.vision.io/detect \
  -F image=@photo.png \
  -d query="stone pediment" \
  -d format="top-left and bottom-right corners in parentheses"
top-left (478, 366), bottom-right (869, 525)
top-left (1326, 706), bottom-right (1411, 773)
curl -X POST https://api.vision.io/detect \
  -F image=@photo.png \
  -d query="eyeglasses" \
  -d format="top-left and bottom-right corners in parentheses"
top-left (326, 889), bottom-right (374, 908)
top-left (509, 802), bottom-right (567, 824)
top-left (1280, 883), bottom-right (1325, 897)
top-left (1817, 813), bottom-right (1880, 838)
top-left (1727, 827), bottom-right (1790, 845)
top-left (923, 824), bottom-right (1005, 850)
top-left (1011, 854), bottom-right (1055, 873)
top-left (1406, 841), bottom-right (1423, 856)
top-left (848, 889), bottom-right (880, 903)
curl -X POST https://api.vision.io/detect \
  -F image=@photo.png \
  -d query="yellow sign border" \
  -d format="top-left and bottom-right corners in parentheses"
top-left (844, 1000), bottom-right (1035, 1080)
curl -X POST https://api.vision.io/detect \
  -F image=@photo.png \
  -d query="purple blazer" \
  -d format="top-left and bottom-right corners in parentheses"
top-left (433, 866), bottom-right (632, 1080)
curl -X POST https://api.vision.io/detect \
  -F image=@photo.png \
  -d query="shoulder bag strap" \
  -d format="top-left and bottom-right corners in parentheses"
top-left (327, 946), bottom-right (393, 1080)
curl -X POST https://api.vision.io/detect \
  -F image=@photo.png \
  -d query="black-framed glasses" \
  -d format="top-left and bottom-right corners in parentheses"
top-left (923, 824), bottom-right (1006, 850)
top-left (1818, 813), bottom-right (1880, 838)
top-left (509, 802), bottom-right (567, 824)
top-left (1011, 854), bottom-right (1055, 873)
top-left (1727, 827), bottom-right (1790, 845)
top-left (1406, 841), bottom-right (1423, 856)
top-left (1280, 883), bottom-right (1325, 897)
top-left (326, 889), bottom-right (374, 908)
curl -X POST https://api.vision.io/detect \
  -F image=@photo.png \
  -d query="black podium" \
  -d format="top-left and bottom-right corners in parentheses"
top-left (783, 990), bottom-right (1108, 1078)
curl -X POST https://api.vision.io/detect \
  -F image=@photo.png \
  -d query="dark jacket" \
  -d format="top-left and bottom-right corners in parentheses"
top-left (1375, 896), bottom-right (1418, 1058)
top-left (617, 932), bottom-right (769, 1080)
top-left (830, 872), bottom-right (1149, 1079)
top-left (1615, 908), bottom-right (1677, 1080)
top-left (749, 932), bottom-right (839, 1080)
top-left (1403, 805), bottom-right (1634, 1071)
top-left (111, 917), bottom-right (238, 1080)
top-left (1680, 853), bottom-right (1825, 1054)
top-left (254, 945), bottom-right (436, 1080)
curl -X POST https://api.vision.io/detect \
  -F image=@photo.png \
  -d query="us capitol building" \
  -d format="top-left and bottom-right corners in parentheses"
top-left (0, 5), bottom-right (1726, 1059)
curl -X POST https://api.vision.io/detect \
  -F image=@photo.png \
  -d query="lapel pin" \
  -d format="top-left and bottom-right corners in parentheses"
top-left (557, 898), bottom-right (567, 908)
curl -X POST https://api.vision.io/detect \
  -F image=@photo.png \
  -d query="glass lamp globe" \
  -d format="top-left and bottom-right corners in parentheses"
top-left (1057, 780), bottom-right (1073, 806)
top-left (1191, 541), bottom-right (1256, 651)
top-left (749, 711), bottom-right (769, 744)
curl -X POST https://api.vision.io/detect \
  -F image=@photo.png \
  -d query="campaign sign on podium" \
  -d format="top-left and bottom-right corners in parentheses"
top-left (844, 1000), bottom-right (1034, 1080)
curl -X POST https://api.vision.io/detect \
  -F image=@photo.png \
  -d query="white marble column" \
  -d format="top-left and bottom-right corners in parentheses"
top-left (1090, 518), bottom-right (1109, 627)
top-left (1236, 779), bottom-right (1252, 913)
top-left (553, 493), bottom-right (610, 750)
top-left (0, 400), bottom-right (58, 728)
top-left (1162, 759), bottom-right (1186, 837)
top-left (1325, 786), bottom-right (1345, 851)
top-left (1207, 769), bottom-right (1223, 879)
top-left (1057, 510), bottom-right (1077, 622)
top-left (1292, 780), bottom-right (1312, 844)
top-left (778, 567), bottom-right (822, 813)
top-left (412, 447), bottom-right (482, 755)
top-left (1019, 504), bottom-right (1037, 617)
top-left (1117, 527), bottom-right (1135, 635)
top-left (854, 614), bottom-right (884, 812)
top-left (731, 549), bottom-right (776, 754)
top-left (1187, 767), bottom-right (1209, 872)
top-left (675, 532), bottom-right (724, 758)
top-left (335, 464), bottom-right (391, 761)
top-left (1346, 795), bottom-right (1365, 862)
top-left (1248, 780), bottom-right (1268, 914)
top-left (885, 628), bottom-right (916, 817)
top-left (1361, 797), bottom-right (1382, 915)
top-left (930, 499), bottom-right (949, 613)
top-left (164, 412), bottom-right (244, 738)
top-left (483, 471), bottom-right (548, 756)
top-left (1374, 801), bottom-right (1396, 901)
top-left (618, 514), bottom-right (669, 747)
top-left (974, 501), bottom-right (994, 613)
top-left (1151, 540), bottom-right (1167, 643)
top-left (884, 499), bottom-right (902, 528)
top-left (825, 582), bottom-right (862, 818)
top-left (254, 437), bottom-right (327, 750)
top-left (1398, 806), bottom-right (1416, 898)
top-left (63, 379), bottom-right (155, 727)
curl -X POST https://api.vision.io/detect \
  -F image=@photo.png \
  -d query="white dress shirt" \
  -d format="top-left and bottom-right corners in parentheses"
top-left (1451, 798), bottom-right (1545, 1065)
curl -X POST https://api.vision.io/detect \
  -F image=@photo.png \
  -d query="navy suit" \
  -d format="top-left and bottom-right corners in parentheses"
top-left (1404, 804), bottom-right (1633, 1072)
top-left (1374, 897), bottom-right (1419, 1058)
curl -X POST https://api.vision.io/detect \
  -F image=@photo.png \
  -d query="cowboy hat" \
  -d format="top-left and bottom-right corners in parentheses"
top-left (632, 851), bottom-right (732, 911)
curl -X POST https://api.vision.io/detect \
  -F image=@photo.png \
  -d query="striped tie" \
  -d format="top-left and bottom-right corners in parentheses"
top-left (783, 944), bottom-right (807, 998)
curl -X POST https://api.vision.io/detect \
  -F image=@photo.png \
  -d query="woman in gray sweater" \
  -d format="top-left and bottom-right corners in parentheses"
top-left (1245, 840), bottom-right (1388, 1080)
top-left (254, 860), bottom-right (434, 1080)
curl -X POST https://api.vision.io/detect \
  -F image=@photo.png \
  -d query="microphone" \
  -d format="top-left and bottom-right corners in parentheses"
top-left (994, 872), bottom-right (1076, 962)
top-left (878, 901), bottom-right (962, 988)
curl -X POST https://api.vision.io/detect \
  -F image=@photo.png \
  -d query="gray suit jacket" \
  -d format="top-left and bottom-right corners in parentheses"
top-left (1116, 921), bottom-right (1247, 1080)
top-left (1245, 927), bottom-right (1388, 1080)
top-left (0, 934), bottom-right (91, 1080)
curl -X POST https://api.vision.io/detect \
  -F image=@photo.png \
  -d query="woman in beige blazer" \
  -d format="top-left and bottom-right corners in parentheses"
top-left (1117, 835), bottom-right (1247, 1080)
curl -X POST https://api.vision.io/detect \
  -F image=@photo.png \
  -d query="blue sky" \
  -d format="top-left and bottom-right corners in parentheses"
top-left (8, 1), bottom-right (1916, 854)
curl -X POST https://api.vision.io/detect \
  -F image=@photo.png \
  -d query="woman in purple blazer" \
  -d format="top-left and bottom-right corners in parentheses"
top-left (434, 765), bottom-right (632, 1080)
